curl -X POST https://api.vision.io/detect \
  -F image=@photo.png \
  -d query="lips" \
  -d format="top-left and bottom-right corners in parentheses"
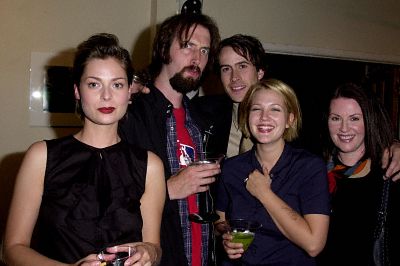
top-left (337, 134), bottom-right (355, 142)
top-left (185, 65), bottom-right (201, 78)
top-left (231, 85), bottom-right (246, 92)
top-left (257, 124), bottom-right (274, 133)
top-left (98, 107), bottom-right (115, 114)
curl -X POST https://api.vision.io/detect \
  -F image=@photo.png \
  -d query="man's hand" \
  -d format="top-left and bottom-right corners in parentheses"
top-left (167, 163), bottom-right (220, 200)
top-left (382, 141), bottom-right (400, 181)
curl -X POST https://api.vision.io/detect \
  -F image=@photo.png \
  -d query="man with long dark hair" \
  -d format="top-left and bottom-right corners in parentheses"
top-left (120, 14), bottom-right (221, 266)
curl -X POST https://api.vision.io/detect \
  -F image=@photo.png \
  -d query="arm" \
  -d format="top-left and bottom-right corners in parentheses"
top-left (246, 167), bottom-right (329, 257)
top-left (127, 151), bottom-right (165, 266)
top-left (382, 140), bottom-right (400, 181)
top-left (215, 211), bottom-right (247, 260)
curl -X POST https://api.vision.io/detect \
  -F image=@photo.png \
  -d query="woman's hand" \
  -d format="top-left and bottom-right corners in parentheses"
top-left (123, 242), bottom-right (160, 266)
top-left (222, 232), bottom-right (244, 260)
top-left (246, 166), bottom-right (272, 200)
top-left (73, 254), bottom-right (101, 266)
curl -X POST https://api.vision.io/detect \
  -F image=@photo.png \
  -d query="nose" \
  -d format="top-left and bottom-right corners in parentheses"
top-left (339, 120), bottom-right (348, 132)
top-left (230, 68), bottom-right (240, 82)
top-left (101, 87), bottom-right (112, 101)
top-left (260, 110), bottom-right (269, 120)
top-left (191, 49), bottom-right (201, 66)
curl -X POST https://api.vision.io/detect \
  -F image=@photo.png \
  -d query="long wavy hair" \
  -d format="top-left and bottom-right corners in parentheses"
top-left (323, 83), bottom-right (394, 167)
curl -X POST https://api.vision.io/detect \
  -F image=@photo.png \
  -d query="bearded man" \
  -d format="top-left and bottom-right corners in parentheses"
top-left (119, 13), bottom-right (221, 266)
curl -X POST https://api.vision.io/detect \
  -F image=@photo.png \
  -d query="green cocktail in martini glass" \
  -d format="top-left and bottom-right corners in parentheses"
top-left (229, 219), bottom-right (261, 251)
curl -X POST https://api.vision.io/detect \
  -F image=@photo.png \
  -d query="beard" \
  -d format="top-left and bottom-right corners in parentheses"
top-left (170, 65), bottom-right (202, 94)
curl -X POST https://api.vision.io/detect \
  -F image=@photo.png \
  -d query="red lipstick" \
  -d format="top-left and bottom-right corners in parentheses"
top-left (98, 107), bottom-right (115, 114)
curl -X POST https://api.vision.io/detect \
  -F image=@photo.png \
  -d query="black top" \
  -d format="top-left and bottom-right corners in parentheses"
top-left (191, 94), bottom-right (233, 157)
top-left (318, 160), bottom-right (400, 266)
top-left (31, 135), bottom-right (147, 263)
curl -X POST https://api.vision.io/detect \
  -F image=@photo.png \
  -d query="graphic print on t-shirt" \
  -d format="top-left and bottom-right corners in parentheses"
top-left (179, 143), bottom-right (195, 166)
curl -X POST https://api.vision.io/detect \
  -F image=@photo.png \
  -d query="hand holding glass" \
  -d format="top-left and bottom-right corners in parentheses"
top-left (98, 245), bottom-right (136, 266)
top-left (188, 152), bottom-right (225, 223)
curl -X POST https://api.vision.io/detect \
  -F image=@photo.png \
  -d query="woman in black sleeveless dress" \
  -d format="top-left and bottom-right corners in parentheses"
top-left (4, 33), bottom-right (165, 265)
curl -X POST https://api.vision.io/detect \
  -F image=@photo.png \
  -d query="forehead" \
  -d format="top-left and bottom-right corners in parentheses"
top-left (175, 24), bottom-right (211, 45)
top-left (219, 46), bottom-right (251, 65)
top-left (252, 88), bottom-right (285, 104)
top-left (83, 58), bottom-right (125, 75)
top-left (330, 97), bottom-right (362, 113)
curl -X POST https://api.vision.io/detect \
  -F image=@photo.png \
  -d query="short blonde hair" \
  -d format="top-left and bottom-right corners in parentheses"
top-left (238, 78), bottom-right (302, 142)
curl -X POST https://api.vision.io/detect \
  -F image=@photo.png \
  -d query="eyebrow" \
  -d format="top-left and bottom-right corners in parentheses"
top-left (85, 76), bottom-right (127, 81)
top-left (219, 60), bottom-right (252, 68)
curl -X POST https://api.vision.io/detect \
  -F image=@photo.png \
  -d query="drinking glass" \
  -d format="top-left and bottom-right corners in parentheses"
top-left (188, 152), bottom-right (225, 224)
top-left (227, 219), bottom-right (262, 251)
top-left (98, 245), bottom-right (136, 266)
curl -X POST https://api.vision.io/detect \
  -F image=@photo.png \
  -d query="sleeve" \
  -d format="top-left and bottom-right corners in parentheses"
top-left (299, 156), bottom-right (331, 215)
top-left (215, 164), bottom-right (231, 213)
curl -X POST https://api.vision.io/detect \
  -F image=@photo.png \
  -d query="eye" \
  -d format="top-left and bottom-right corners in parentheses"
top-left (350, 116), bottom-right (361, 122)
top-left (220, 66), bottom-right (231, 73)
top-left (329, 115), bottom-right (340, 122)
top-left (113, 82), bottom-right (125, 89)
top-left (271, 107), bottom-right (282, 112)
top-left (200, 47), bottom-right (210, 56)
top-left (182, 41), bottom-right (192, 49)
top-left (88, 82), bottom-right (99, 89)
top-left (238, 63), bottom-right (248, 69)
top-left (250, 106), bottom-right (261, 112)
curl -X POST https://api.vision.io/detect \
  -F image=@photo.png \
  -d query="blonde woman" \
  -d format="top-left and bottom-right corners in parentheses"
top-left (215, 79), bottom-right (330, 265)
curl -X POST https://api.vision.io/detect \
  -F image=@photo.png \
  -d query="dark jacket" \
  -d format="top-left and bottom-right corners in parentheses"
top-left (119, 85), bottom-right (213, 266)
top-left (191, 94), bottom-right (233, 157)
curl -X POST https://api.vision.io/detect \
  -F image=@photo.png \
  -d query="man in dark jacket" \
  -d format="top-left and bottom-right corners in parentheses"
top-left (119, 14), bottom-right (220, 266)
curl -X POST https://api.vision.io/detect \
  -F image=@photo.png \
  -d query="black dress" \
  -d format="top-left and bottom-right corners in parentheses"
top-left (31, 135), bottom-right (147, 263)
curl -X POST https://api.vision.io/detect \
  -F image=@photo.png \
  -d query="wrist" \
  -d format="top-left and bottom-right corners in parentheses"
top-left (137, 242), bottom-right (161, 265)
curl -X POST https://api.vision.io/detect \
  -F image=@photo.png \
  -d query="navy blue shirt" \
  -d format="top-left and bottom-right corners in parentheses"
top-left (216, 144), bottom-right (330, 265)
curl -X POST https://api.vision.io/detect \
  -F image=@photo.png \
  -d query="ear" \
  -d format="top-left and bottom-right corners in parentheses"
top-left (286, 113), bottom-right (295, 128)
top-left (257, 69), bottom-right (265, 80)
top-left (128, 84), bottom-right (133, 98)
top-left (74, 85), bottom-right (81, 100)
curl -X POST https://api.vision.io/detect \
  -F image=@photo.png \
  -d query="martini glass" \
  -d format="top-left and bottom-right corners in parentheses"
top-left (227, 219), bottom-right (262, 251)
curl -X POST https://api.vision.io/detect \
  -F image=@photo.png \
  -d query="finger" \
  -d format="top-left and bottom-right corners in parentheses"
top-left (142, 86), bottom-right (151, 94)
top-left (385, 157), bottom-right (399, 178)
top-left (197, 185), bottom-right (209, 193)
top-left (200, 176), bottom-right (216, 185)
top-left (391, 172), bottom-right (400, 182)
top-left (381, 148), bottom-right (390, 170)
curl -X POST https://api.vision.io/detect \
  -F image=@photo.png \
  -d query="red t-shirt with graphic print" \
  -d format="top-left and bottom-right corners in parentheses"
top-left (174, 107), bottom-right (201, 266)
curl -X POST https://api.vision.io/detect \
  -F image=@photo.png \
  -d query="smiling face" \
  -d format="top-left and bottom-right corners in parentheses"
top-left (165, 24), bottom-right (211, 94)
top-left (219, 46), bottom-right (264, 103)
top-left (328, 97), bottom-right (366, 160)
top-left (74, 57), bottom-right (131, 127)
top-left (248, 89), bottom-right (293, 146)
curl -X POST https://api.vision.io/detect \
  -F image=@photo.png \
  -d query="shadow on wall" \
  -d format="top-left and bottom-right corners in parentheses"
top-left (0, 152), bottom-right (25, 265)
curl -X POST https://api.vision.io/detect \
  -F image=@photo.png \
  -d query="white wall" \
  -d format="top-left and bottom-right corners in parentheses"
top-left (203, 0), bottom-right (400, 63)
top-left (1, 0), bottom-right (400, 260)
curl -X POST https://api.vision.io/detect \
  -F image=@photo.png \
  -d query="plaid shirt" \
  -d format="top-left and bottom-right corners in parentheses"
top-left (166, 97), bottom-right (209, 266)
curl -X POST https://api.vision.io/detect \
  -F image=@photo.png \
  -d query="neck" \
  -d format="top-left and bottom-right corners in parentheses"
top-left (255, 139), bottom-right (285, 170)
top-left (338, 150), bottom-right (365, 166)
top-left (155, 71), bottom-right (183, 108)
top-left (74, 122), bottom-right (120, 148)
